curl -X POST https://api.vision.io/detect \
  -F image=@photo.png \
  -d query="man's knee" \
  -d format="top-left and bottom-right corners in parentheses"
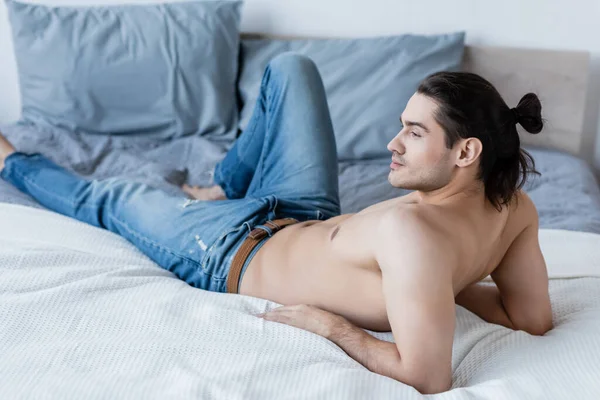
top-left (267, 52), bottom-right (320, 81)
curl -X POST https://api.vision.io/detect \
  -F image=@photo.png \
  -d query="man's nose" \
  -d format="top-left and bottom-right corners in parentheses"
top-left (387, 133), bottom-right (404, 154)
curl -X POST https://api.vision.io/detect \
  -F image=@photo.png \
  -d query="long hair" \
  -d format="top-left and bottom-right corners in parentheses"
top-left (417, 72), bottom-right (543, 210)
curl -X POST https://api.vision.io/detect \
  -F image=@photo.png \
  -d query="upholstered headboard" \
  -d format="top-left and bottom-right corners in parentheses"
top-left (462, 46), bottom-right (590, 156)
top-left (241, 33), bottom-right (591, 157)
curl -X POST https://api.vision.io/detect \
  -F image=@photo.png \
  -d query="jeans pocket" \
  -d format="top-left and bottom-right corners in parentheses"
top-left (199, 222), bottom-right (251, 279)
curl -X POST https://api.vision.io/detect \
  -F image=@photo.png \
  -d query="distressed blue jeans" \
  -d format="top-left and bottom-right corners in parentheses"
top-left (0, 53), bottom-right (341, 293)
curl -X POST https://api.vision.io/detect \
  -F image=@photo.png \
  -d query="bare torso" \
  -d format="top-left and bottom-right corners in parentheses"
top-left (240, 191), bottom-right (530, 331)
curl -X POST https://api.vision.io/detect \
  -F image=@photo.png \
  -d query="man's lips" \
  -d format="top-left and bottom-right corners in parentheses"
top-left (390, 159), bottom-right (404, 169)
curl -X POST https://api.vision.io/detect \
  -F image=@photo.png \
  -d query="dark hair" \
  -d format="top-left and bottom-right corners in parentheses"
top-left (417, 71), bottom-right (542, 210)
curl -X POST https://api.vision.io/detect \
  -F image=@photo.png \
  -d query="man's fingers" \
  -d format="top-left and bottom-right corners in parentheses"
top-left (262, 312), bottom-right (291, 323)
top-left (258, 308), bottom-right (290, 318)
top-left (256, 305), bottom-right (308, 318)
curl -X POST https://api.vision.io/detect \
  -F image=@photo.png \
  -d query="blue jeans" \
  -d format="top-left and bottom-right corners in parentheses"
top-left (0, 53), bottom-right (341, 293)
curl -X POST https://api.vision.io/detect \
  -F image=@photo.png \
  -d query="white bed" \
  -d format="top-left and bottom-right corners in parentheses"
top-left (1, 204), bottom-right (600, 399)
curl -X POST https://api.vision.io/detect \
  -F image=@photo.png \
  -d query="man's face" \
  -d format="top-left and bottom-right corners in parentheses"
top-left (386, 93), bottom-right (455, 191)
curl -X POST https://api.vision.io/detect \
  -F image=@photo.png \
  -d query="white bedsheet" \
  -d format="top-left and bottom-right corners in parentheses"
top-left (1, 203), bottom-right (599, 399)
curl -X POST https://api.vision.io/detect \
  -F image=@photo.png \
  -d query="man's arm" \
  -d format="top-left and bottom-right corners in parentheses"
top-left (258, 304), bottom-right (414, 386)
top-left (456, 194), bottom-right (553, 336)
top-left (327, 318), bottom-right (407, 380)
top-left (454, 283), bottom-right (515, 329)
top-left (371, 209), bottom-right (456, 394)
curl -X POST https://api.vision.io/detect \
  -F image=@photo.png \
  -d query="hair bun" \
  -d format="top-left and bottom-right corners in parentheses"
top-left (513, 93), bottom-right (543, 134)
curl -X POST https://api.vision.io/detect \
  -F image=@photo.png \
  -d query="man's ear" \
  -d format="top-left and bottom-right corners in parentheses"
top-left (455, 138), bottom-right (482, 168)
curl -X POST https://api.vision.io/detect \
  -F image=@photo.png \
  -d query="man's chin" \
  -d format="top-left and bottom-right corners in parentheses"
top-left (388, 177), bottom-right (413, 190)
top-left (391, 183), bottom-right (413, 190)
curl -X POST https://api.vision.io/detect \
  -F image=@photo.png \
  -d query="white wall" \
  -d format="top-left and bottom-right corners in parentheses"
top-left (2, 0), bottom-right (600, 174)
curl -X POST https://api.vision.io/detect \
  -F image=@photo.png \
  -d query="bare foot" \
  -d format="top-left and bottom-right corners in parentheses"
top-left (182, 184), bottom-right (227, 200)
top-left (0, 131), bottom-right (16, 172)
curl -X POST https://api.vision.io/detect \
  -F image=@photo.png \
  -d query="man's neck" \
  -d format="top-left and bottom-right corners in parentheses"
top-left (413, 180), bottom-right (487, 209)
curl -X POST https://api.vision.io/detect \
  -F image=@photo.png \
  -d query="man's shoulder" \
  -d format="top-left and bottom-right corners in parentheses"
top-left (379, 205), bottom-right (435, 235)
top-left (508, 190), bottom-right (539, 230)
top-left (490, 191), bottom-right (540, 278)
top-left (376, 207), bottom-right (456, 271)
top-left (379, 204), bottom-right (450, 237)
top-left (511, 189), bottom-right (535, 209)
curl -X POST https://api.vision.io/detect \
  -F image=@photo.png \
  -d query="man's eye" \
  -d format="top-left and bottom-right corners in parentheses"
top-left (411, 131), bottom-right (421, 138)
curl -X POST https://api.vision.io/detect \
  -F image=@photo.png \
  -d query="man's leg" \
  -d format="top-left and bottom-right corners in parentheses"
top-left (212, 52), bottom-right (341, 221)
top-left (0, 147), bottom-right (236, 290)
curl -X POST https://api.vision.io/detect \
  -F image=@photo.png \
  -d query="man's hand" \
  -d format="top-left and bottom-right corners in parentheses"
top-left (256, 304), bottom-right (346, 339)
top-left (255, 304), bottom-right (419, 392)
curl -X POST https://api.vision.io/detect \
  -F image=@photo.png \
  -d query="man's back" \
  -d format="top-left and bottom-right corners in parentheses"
top-left (238, 189), bottom-right (542, 332)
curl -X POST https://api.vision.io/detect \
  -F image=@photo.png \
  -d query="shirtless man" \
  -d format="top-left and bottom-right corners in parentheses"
top-left (0, 53), bottom-right (553, 394)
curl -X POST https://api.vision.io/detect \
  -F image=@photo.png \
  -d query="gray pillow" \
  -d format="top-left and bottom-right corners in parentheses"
top-left (6, 0), bottom-right (242, 141)
top-left (238, 33), bottom-right (466, 161)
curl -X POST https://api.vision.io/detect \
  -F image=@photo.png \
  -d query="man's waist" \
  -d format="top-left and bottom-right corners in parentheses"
top-left (226, 217), bottom-right (300, 294)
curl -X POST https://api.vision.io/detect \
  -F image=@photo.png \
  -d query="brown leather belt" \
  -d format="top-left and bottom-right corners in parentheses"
top-left (226, 217), bottom-right (299, 294)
